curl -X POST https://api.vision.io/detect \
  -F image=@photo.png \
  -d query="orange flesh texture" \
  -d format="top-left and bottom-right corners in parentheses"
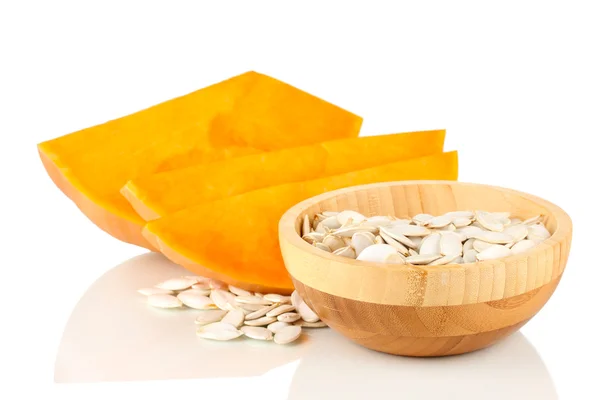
top-left (122, 130), bottom-right (446, 221)
top-left (37, 71), bottom-right (362, 248)
top-left (143, 151), bottom-right (459, 294)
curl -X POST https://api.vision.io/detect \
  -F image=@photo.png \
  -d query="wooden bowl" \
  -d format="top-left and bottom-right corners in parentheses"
top-left (278, 180), bottom-right (572, 357)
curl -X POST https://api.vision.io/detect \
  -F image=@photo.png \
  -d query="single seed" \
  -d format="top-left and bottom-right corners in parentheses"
top-left (263, 294), bottom-right (291, 304)
top-left (209, 279), bottom-right (227, 290)
top-left (266, 304), bottom-right (296, 317)
top-left (297, 301), bottom-right (320, 323)
top-left (155, 278), bottom-right (196, 291)
top-left (476, 245), bottom-right (513, 261)
top-left (235, 295), bottom-right (273, 305)
top-left (210, 289), bottom-right (238, 311)
top-left (228, 285), bottom-right (252, 297)
top-left (473, 239), bottom-right (493, 252)
top-left (294, 320), bottom-right (327, 328)
top-left (177, 291), bottom-right (217, 310)
top-left (406, 253), bottom-right (442, 265)
top-left (463, 249), bottom-right (478, 263)
top-left (196, 322), bottom-right (243, 341)
top-left (195, 310), bottom-right (228, 325)
top-left (277, 312), bottom-right (302, 323)
top-left (511, 239), bottom-right (537, 254)
top-left (147, 294), bottom-right (182, 308)
top-left (274, 325), bottom-right (302, 345)
top-left (244, 316), bottom-right (277, 326)
top-left (267, 321), bottom-right (291, 333)
top-left (245, 303), bottom-right (280, 320)
top-left (240, 326), bottom-right (273, 341)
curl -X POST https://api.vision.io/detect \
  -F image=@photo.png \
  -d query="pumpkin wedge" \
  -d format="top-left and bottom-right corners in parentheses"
top-left (37, 71), bottom-right (362, 249)
top-left (143, 151), bottom-right (459, 294)
top-left (122, 129), bottom-right (446, 221)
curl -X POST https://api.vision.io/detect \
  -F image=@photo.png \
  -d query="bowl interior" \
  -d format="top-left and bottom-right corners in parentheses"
top-left (280, 180), bottom-right (571, 307)
top-left (293, 181), bottom-right (558, 238)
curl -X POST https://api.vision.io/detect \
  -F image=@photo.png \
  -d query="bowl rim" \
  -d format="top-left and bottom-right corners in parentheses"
top-left (279, 180), bottom-right (572, 273)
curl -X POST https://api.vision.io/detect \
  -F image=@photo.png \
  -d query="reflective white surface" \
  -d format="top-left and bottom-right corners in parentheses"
top-left (56, 253), bottom-right (557, 399)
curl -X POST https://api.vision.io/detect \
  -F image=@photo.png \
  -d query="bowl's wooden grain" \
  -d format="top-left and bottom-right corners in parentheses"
top-left (279, 181), bottom-right (572, 356)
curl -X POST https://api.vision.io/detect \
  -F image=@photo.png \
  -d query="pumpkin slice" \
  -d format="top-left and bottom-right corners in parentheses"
top-left (122, 129), bottom-right (446, 221)
top-left (37, 71), bottom-right (362, 249)
top-left (143, 151), bottom-right (459, 294)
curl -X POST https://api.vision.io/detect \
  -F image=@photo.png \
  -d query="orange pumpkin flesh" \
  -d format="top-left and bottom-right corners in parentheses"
top-left (122, 130), bottom-right (446, 221)
top-left (37, 71), bottom-right (362, 249)
top-left (143, 151), bottom-right (459, 294)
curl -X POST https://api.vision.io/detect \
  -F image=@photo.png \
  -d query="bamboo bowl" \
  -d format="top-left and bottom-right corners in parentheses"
top-left (278, 181), bottom-right (572, 357)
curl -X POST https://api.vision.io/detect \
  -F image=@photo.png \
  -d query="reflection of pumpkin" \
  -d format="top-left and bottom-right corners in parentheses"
top-left (143, 151), bottom-right (458, 294)
top-left (37, 71), bottom-right (362, 249)
top-left (288, 331), bottom-right (557, 400)
top-left (122, 129), bottom-right (447, 220)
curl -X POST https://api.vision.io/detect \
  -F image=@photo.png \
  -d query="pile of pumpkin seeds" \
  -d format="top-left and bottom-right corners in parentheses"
top-left (138, 277), bottom-right (326, 344)
top-left (302, 210), bottom-right (551, 265)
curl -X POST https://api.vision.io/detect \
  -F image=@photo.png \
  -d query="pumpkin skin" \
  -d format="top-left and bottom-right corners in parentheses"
top-left (122, 130), bottom-right (446, 221)
top-left (37, 71), bottom-right (362, 249)
top-left (143, 151), bottom-right (459, 294)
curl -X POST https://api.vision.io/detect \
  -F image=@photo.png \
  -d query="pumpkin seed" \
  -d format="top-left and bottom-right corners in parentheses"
top-left (523, 215), bottom-right (542, 225)
top-left (463, 238), bottom-right (475, 252)
top-left (476, 245), bottom-right (513, 261)
top-left (235, 295), bottom-right (273, 306)
top-left (412, 213), bottom-right (434, 225)
top-left (386, 224), bottom-right (431, 237)
top-left (379, 231), bottom-right (409, 255)
top-left (419, 233), bottom-right (441, 255)
top-left (192, 281), bottom-right (211, 291)
top-left (336, 210), bottom-right (366, 225)
top-left (297, 301), bottom-right (320, 323)
top-left (195, 310), bottom-right (228, 325)
top-left (155, 278), bottom-right (196, 291)
top-left (291, 291), bottom-right (302, 309)
top-left (245, 303), bottom-right (280, 320)
top-left (274, 325), bottom-right (302, 345)
top-left (406, 253), bottom-right (442, 265)
top-left (331, 225), bottom-right (378, 237)
top-left (475, 211), bottom-right (504, 232)
top-left (473, 239), bottom-right (494, 252)
top-left (452, 217), bottom-right (472, 228)
top-left (302, 214), bottom-right (311, 237)
top-left (428, 253), bottom-right (461, 266)
top-left (244, 316), bottom-right (277, 326)
top-left (221, 309), bottom-right (245, 328)
top-left (314, 242), bottom-right (331, 252)
top-left (177, 292), bottom-right (217, 310)
top-left (209, 279), bottom-right (227, 290)
top-left (210, 289), bottom-right (238, 311)
top-left (425, 215), bottom-right (452, 228)
top-left (267, 321), bottom-right (291, 333)
top-left (228, 285), bottom-right (252, 297)
top-left (196, 322), bottom-right (243, 341)
top-left (294, 320), bottom-right (328, 328)
top-left (323, 234), bottom-right (345, 251)
top-left (440, 233), bottom-right (462, 256)
top-left (266, 304), bottom-right (296, 317)
top-left (240, 326), bottom-right (273, 341)
top-left (503, 225), bottom-right (529, 242)
top-left (472, 231), bottom-right (514, 244)
top-left (463, 249), bottom-right (478, 263)
top-left (380, 227), bottom-right (417, 248)
top-left (511, 239), bottom-right (537, 254)
top-left (147, 294), bottom-right (183, 308)
top-left (355, 244), bottom-right (400, 263)
top-left (332, 246), bottom-right (356, 258)
top-left (277, 312), bottom-right (302, 323)
top-left (352, 232), bottom-right (375, 256)
top-left (321, 216), bottom-right (342, 230)
top-left (528, 224), bottom-right (551, 240)
top-left (263, 294), bottom-right (291, 304)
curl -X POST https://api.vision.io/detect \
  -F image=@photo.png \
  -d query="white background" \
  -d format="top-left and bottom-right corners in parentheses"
top-left (1, 1), bottom-right (599, 399)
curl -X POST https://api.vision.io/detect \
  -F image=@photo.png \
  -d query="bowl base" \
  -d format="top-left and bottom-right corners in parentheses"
top-left (331, 319), bottom-right (529, 357)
